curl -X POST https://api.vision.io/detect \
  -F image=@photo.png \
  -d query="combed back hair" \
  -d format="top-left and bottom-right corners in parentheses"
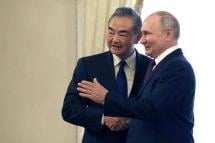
top-left (154, 11), bottom-right (180, 40)
top-left (108, 7), bottom-right (142, 35)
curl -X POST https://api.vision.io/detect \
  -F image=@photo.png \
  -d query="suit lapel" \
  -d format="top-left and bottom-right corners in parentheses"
top-left (129, 51), bottom-right (149, 98)
top-left (99, 51), bottom-right (118, 92)
top-left (143, 48), bottom-right (183, 87)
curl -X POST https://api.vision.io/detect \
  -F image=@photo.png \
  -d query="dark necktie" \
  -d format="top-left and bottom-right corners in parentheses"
top-left (144, 59), bottom-right (156, 80)
top-left (116, 61), bottom-right (127, 98)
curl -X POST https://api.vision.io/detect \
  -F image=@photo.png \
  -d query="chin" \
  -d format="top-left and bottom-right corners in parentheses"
top-left (111, 48), bottom-right (122, 54)
top-left (145, 51), bottom-right (150, 56)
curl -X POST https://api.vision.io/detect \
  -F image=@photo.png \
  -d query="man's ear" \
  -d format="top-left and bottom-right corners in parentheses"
top-left (165, 28), bottom-right (174, 40)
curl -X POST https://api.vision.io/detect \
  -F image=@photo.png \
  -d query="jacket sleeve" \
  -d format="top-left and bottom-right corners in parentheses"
top-left (104, 59), bottom-right (195, 121)
top-left (61, 58), bottom-right (104, 130)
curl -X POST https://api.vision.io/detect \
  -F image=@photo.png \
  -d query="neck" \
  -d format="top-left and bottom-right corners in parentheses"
top-left (121, 49), bottom-right (135, 60)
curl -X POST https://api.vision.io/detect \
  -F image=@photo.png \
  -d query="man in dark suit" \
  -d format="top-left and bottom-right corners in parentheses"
top-left (77, 11), bottom-right (196, 143)
top-left (61, 7), bottom-right (150, 143)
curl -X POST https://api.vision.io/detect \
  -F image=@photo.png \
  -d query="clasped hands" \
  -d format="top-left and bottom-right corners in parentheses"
top-left (77, 78), bottom-right (129, 131)
top-left (104, 116), bottom-right (130, 131)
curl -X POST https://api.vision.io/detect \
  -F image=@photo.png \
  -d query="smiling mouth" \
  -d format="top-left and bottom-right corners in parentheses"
top-left (112, 45), bottom-right (121, 49)
top-left (145, 45), bottom-right (150, 50)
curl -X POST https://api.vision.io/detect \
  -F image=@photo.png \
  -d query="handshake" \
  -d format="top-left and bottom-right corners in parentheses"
top-left (104, 116), bottom-right (130, 131)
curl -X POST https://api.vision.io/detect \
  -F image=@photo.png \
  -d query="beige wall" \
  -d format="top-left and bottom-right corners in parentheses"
top-left (0, 0), bottom-right (78, 143)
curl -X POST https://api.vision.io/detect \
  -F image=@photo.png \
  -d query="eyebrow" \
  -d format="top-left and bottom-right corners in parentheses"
top-left (108, 26), bottom-right (114, 31)
top-left (108, 26), bottom-right (129, 34)
top-left (119, 30), bottom-right (128, 33)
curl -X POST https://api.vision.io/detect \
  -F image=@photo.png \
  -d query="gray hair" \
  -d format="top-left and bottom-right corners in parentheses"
top-left (108, 7), bottom-right (142, 35)
top-left (154, 11), bottom-right (180, 40)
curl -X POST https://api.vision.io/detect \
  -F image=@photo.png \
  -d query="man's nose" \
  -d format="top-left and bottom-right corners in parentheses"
top-left (139, 36), bottom-right (146, 44)
top-left (112, 35), bottom-right (120, 43)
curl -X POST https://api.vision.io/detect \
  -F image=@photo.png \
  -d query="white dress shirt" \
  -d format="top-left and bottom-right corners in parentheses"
top-left (113, 50), bottom-right (136, 97)
top-left (154, 45), bottom-right (179, 67)
top-left (101, 51), bottom-right (136, 124)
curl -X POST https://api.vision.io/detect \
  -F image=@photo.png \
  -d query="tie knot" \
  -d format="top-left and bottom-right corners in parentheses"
top-left (150, 59), bottom-right (156, 67)
top-left (148, 59), bottom-right (156, 72)
top-left (119, 61), bottom-right (126, 69)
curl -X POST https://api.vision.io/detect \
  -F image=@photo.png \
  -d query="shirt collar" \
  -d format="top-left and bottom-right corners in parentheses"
top-left (113, 50), bottom-right (136, 70)
top-left (155, 45), bottom-right (179, 65)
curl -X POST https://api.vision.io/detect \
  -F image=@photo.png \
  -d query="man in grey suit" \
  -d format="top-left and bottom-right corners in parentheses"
top-left (61, 7), bottom-right (150, 143)
top-left (77, 11), bottom-right (196, 143)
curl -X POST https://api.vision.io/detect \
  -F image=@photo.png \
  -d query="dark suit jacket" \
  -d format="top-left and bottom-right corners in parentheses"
top-left (104, 49), bottom-right (196, 143)
top-left (62, 50), bottom-right (150, 143)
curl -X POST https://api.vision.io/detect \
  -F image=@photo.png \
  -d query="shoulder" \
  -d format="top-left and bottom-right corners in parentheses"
top-left (76, 51), bottom-right (113, 70)
top-left (78, 51), bottom-right (111, 63)
top-left (160, 53), bottom-right (195, 81)
top-left (167, 52), bottom-right (193, 70)
top-left (79, 51), bottom-right (110, 61)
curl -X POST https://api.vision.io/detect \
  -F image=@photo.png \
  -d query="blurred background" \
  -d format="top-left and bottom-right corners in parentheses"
top-left (0, 0), bottom-right (214, 143)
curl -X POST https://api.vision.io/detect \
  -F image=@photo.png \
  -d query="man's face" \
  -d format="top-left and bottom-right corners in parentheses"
top-left (140, 15), bottom-right (167, 58)
top-left (106, 16), bottom-right (140, 60)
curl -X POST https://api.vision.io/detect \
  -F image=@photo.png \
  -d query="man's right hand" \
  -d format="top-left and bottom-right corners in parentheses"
top-left (104, 116), bottom-right (130, 131)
